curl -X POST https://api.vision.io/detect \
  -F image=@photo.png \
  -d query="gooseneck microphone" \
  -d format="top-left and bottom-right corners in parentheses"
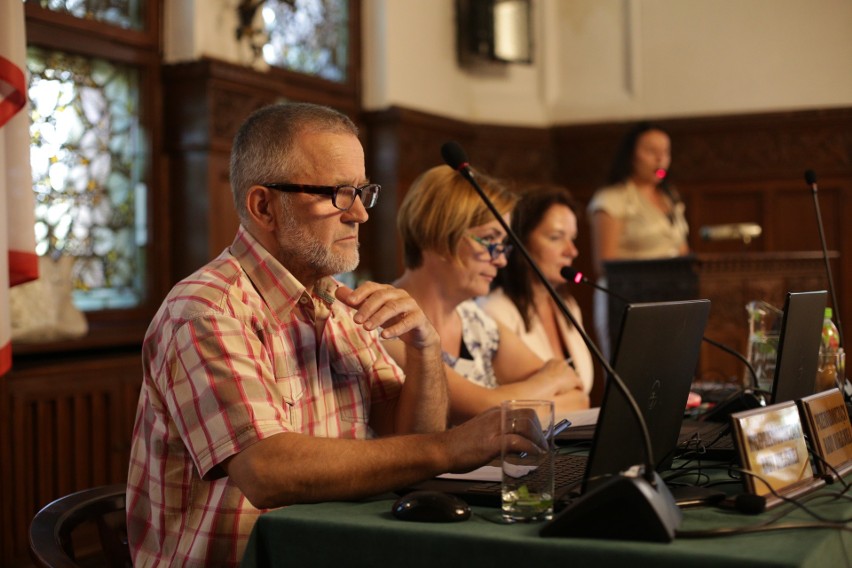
top-left (805, 169), bottom-right (844, 350)
top-left (563, 266), bottom-right (630, 304)
top-left (561, 266), bottom-right (763, 393)
top-left (442, 141), bottom-right (681, 541)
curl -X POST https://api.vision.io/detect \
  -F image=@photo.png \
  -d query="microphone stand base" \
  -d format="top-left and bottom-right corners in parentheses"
top-left (540, 469), bottom-right (681, 542)
top-left (700, 388), bottom-right (768, 423)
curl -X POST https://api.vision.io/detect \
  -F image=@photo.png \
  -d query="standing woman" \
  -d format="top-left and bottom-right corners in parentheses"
top-left (587, 122), bottom-right (689, 358)
top-left (387, 166), bottom-right (589, 424)
top-left (481, 185), bottom-right (594, 395)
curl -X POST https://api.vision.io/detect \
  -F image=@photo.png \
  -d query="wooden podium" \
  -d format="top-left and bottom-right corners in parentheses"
top-left (604, 252), bottom-right (831, 385)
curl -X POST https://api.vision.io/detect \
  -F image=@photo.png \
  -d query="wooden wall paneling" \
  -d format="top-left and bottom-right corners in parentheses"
top-left (363, 106), bottom-right (555, 283)
top-left (836, 177), bottom-right (852, 348)
top-left (686, 183), bottom-right (766, 254)
top-left (163, 61), bottom-right (263, 283)
top-left (771, 184), bottom-right (832, 251)
top-left (665, 110), bottom-right (852, 185)
top-left (363, 107), bottom-right (472, 282)
top-left (0, 352), bottom-right (142, 566)
top-left (464, 124), bottom-right (555, 183)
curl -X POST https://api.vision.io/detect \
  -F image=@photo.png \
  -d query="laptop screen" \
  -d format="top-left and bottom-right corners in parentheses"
top-left (770, 291), bottom-right (827, 404)
top-left (584, 299), bottom-right (711, 491)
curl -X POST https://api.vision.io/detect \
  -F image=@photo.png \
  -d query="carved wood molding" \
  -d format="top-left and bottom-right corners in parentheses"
top-left (554, 108), bottom-right (852, 186)
top-left (696, 251), bottom-right (838, 274)
top-left (163, 57), bottom-right (361, 152)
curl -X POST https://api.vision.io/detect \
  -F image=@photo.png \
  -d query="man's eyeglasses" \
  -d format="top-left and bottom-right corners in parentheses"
top-left (468, 234), bottom-right (513, 260)
top-left (262, 183), bottom-right (381, 212)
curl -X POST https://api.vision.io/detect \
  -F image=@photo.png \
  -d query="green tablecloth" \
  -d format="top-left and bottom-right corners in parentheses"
top-left (241, 488), bottom-right (852, 568)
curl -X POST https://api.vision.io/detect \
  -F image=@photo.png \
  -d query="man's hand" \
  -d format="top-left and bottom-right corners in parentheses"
top-left (441, 407), bottom-right (546, 473)
top-left (339, 282), bottom-right (448, 435)
top-left (336, 282), bottom-right (440, 350)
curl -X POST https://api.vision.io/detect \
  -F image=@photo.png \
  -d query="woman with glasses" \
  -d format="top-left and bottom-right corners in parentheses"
top-left (481, 185), bottom-right (594, 395)
top-left (388, 165), bottom-right (589, 424)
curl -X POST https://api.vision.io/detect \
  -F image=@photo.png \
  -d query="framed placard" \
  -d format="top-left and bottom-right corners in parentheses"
top-left (798, 388), bottom-right (852, 478)
top-left (731, 401), bottom-right (823, 507)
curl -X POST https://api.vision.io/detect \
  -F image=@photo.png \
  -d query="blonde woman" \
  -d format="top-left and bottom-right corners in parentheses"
top-left (384, 165), bottom-right (589, 424)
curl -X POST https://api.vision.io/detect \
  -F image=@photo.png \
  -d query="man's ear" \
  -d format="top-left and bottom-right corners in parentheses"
top-left (246, 185), bottom-right (277, 231)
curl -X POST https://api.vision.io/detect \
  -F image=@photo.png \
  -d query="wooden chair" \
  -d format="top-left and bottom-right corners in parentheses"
top-left (29, 484), bottom-right (132, 568)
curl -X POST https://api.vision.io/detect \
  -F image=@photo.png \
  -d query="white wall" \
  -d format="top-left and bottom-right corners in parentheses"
top-left (362, 0), bottom-right (549, 124)
top-left (164, 0), bottom-right (852, 126)
top-left (164, 0), bottom-right (271, 69)
top-left (546, 0), bottom-right (852, 123)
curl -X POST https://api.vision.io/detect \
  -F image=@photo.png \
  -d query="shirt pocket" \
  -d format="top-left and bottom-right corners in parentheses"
top-left (329, 348), bottom-right (372, 424)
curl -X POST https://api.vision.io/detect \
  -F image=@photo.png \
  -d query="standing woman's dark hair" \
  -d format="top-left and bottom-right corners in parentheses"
top-left (606, 121), bottom-right (670, 185)
top-left (494, 185), bottom-right (580, 332)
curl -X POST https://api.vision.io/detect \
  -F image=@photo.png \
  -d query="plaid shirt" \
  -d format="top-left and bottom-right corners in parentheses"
top-left (127, 226), bottom-right (404, 567)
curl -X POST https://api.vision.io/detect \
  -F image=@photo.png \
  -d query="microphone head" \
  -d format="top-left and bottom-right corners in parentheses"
top-left (560, 266), bottom-right (585, 284)
top-left (655, 169), bottom-right (672, 193)
top-left (804, 169), bottom-right (817, 185)
top-left (441, 141), bottom-right (469, 172)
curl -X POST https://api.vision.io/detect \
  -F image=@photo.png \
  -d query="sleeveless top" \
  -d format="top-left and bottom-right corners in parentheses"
top-left (442, 300), bottom-right (500, 389)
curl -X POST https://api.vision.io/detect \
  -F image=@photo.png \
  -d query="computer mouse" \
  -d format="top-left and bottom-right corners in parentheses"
top-left (391, 490), bottom-right (471, 523)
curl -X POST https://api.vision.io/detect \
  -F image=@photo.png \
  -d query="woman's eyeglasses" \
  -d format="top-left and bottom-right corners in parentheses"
top-left (261, 183), bottom-right (380, 212)
top-left (467, 234), bottom-right (513, 260)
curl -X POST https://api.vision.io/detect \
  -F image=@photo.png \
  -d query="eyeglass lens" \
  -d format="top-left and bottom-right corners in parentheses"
top-left (470, 235), bottom-right (512, 260)
top-left (335, 185), bottom-right (380, 211)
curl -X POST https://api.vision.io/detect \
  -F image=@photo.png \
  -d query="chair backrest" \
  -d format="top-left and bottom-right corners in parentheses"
top-left (29, 483), bottom-right (132, 568)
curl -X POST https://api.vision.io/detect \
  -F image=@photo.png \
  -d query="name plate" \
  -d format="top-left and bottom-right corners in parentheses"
top-left (731, 401), bottom-right (816, 500)
top-left (799, 388), bottom-right (852, 478)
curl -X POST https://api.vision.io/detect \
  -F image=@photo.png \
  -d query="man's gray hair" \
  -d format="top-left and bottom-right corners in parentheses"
top-left (229, 102), bottom-right (358, 221)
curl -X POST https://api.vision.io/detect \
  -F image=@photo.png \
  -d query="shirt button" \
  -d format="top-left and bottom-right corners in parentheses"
top-left (299, 296), bottom-right (309, 304)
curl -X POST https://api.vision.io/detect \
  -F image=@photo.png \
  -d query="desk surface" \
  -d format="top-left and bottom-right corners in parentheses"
top-left (241, 486), bottom-right (852, 568)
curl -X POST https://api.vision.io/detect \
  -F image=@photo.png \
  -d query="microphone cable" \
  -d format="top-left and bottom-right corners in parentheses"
top-left (676, 466), bottom-right (852, 539)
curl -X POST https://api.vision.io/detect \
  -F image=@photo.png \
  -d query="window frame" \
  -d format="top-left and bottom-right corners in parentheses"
top-left (261, 0), bottom-right (362, 103)
top-left (20, 2), bottom-right (168, 353)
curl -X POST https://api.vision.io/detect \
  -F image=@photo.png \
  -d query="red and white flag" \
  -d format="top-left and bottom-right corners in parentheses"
top-left (1, 1), bottom-right (38, 376)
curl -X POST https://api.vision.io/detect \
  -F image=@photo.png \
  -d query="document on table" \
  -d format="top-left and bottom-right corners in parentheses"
top-left (438, 463), bottom-right (535, 482)
top-left (556, 407), bottom-right (599, 427)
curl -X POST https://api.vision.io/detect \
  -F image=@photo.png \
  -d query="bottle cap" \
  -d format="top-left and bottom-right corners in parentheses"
top-left (825, 307), bottom-right (834, 319)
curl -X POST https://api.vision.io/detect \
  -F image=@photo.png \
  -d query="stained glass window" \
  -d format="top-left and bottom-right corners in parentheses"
top-left (28, 0), bottom-right (144, 30)
top-left (27, 46), bottom-right (147, 311)
top-left (261, 0), bottom-right (349, 82)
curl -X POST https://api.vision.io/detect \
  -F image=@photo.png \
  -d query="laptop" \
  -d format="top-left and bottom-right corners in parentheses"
top-left (680, 290), bottom-right (827, 458)
top-left (401, 299), bottom-right (711, 506)
top-left (769, 290), bottom-right (828, 404)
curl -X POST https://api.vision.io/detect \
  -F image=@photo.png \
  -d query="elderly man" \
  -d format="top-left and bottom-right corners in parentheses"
top-left (126, 102), bottom-right (536, 566)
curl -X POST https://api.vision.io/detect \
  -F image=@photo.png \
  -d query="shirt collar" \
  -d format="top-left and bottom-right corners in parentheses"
top-left (230, 225), bottom-right (340, 318)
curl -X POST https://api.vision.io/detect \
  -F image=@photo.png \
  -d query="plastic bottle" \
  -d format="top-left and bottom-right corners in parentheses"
top-left (817, 307), bottom-right (840, 391)
top-left (822, 308), bottom-right (840, 353)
